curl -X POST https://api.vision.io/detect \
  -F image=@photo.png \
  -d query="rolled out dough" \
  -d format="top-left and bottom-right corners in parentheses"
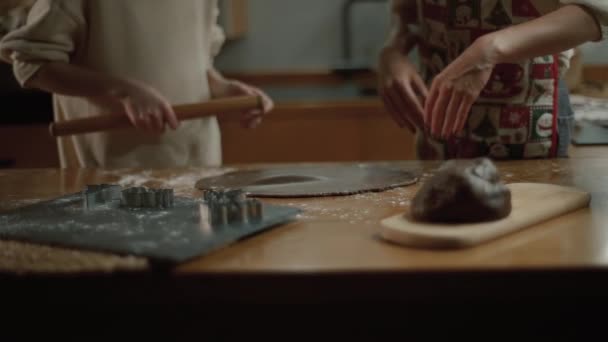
top-left (195, 164), bottom-right (419, 198)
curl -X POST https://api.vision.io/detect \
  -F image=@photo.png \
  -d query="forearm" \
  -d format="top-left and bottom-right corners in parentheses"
top-left (206, 67), bottom-right (226, 91)
top-left (207, 66), bottom-right (236, 99)
top-left (384, 21), bottom-right (412, 56)
top-left (485, 4), bottom-right (601, 64)
top-left (383, 0), bottom-right (418, 55)
top-left (27, 61), bottom-right (130, 101)
top-left (380, 22), bottom-right (415, 64)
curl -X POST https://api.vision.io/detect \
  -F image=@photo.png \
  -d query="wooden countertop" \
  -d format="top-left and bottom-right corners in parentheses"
top-left (0, 158), bottom-right (606, 273)
top-left (0, 157), bottom-right (608, 336)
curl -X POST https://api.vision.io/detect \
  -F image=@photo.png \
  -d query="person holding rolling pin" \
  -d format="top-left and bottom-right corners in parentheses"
top-left (0, 0), bottom-right (273, 168)
top-left (378, 0), bottom-right (608, 160)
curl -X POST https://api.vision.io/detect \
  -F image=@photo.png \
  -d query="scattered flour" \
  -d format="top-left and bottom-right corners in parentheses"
top-left (1, 198), bottom-right (46, 211)
top-left (282, 187), bottom-right (415, 223)
top-left (103, 168), bottom-right (235, 195)
top-left (116, 173), bottom-right (152, 187)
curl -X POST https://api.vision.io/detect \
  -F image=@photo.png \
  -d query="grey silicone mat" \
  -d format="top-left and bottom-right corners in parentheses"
top-left (0, 191), bottom-right (300, 264)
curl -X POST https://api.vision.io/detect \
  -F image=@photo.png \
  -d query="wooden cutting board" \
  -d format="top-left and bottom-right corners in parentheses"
top-left (380, 183), bottom-right (591, 249)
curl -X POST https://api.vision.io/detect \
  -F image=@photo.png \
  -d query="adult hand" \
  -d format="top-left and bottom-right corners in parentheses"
top-left (210, 78), bottom-right (274, 129)
top-left (115, 78), bottom-right (179, 134)
top-left (424, 36), bottom-right (498, 139)
top-left (377, 46), bottom-right (428, 132)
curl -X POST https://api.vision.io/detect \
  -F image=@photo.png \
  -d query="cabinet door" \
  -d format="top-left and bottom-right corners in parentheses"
top-left (0, 125), bottom-right (59, 168)
top-left (220, 102), bottom-right (416, 163)
top-left (218, 0), bottom-right (248, 40)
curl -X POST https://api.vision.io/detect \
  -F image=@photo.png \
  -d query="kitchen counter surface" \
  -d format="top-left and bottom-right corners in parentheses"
top-left (2, 159), bottom-right (608, 338)
top-left (0, 159), bottom-right (605, 277)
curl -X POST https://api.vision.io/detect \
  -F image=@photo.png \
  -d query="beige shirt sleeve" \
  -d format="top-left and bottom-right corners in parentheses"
top-left (557, 49), bottom-right (575, 79)
top-left (0, 0), bottom-right (85, 87)
top-left (561, 0), bottom-right (608, 40)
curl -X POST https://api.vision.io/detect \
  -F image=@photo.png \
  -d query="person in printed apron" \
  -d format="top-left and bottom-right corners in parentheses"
top-left (0, 0), bottom-right (274, 168)
top-left (378, 0), bottom-right (608, 159)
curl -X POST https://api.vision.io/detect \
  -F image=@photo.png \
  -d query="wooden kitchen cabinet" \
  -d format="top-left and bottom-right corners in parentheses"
top-left (0, 125), bottom-right (59, 168)
top-left (220, 99), bottom-right (416, 163)
top-left (0, 100), bottom-right (415, 168)
top-left (218, 0), bottom-right (248, 40)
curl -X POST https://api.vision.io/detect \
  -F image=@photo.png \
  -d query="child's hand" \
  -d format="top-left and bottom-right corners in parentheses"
top-left (424, 37), bottom-right (497, 139)
top-left (210, 78), bottom-right (274, 128)
top-left (377, 46), bottom-right (428, 132)
top-left (114, 79), bottom-right (179, 134)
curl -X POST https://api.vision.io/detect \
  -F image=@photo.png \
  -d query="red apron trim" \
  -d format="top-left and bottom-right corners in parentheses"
top-left (549, 54), bottom-right (559, 158)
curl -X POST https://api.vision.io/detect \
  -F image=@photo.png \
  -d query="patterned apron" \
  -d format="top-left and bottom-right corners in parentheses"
top-left (415, 0), bottom-right (559, 160)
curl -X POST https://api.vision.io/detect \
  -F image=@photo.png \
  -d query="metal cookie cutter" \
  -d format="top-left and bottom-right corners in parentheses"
top-left (121, 187), bottom-right (175, 209)
top-left (201, 188), bottom-right (263, 226)
top-left (83, 184), bottom-right (123, 210)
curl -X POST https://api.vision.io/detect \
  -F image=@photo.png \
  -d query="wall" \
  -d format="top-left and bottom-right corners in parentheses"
top-left (216, 0), bottom-right (608, 72)
top-left (580, 42), bottom-right (608, 65)
top-left (215, 0), bottom-right (392, 72)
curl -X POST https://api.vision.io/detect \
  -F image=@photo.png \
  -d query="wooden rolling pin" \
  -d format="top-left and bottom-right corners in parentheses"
top-left (49, 95), bottom-right (263, 137)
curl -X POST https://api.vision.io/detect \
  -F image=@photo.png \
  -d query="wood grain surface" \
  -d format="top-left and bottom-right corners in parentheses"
top-left (0, 159), bottom-right (606, 275)
top-left (380, 183), bottom-right (591, 249)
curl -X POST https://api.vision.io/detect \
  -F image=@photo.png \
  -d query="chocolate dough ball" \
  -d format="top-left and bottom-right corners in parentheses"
top-left (411, 158), bottom-right (512, 224)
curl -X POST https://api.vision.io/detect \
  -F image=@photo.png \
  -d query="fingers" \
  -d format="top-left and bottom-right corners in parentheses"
top-left (430, 85), bottom-right (453, 138)
top-left (161, 102), bottom-right (179, 130)
top-left (381, 89), bottom-right (414, 132)
top-left (395, 80), bottom-right (424, 129)
top-left (412, 74), bottom-right (429, 100)
top-left (123, 101), bottom-right (140, 128)
top-left (241, 109), bottom-right (263, 129)
top-left (440, 91), bottom-right (464, 139)
top-left (387, 86), bottom-right (417, 131)
top-left (243, 115), bottom-right (263, 129)
top-left (380, 93), bottom-right (404, 128)
top-left (379, 76), bottom-right (431, 133)
top-left (248, 88), bottom-right (274, 127)
top-left (117, 81), bottom-right (179, 134)
top-left (255, 88), bottom-right (275, 113)
top-left (453, 94), bottom-right (475, 135)
top-left (138, 112), bottom-right (153, 132)
top-left (230, 82), bottom-right (275, 127)
top-left (149, 108), bottom-right (164, 133)
top-left (424, 81), bottom-right (440, 131)
top-left (242, 109), bottom-right (262, 121)
top-left (241, 96), bottom-right (271, 129)
top-left (123, 101), bottom-right (169, 134)
top-left (130, 107), bottom-right (152, 131)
